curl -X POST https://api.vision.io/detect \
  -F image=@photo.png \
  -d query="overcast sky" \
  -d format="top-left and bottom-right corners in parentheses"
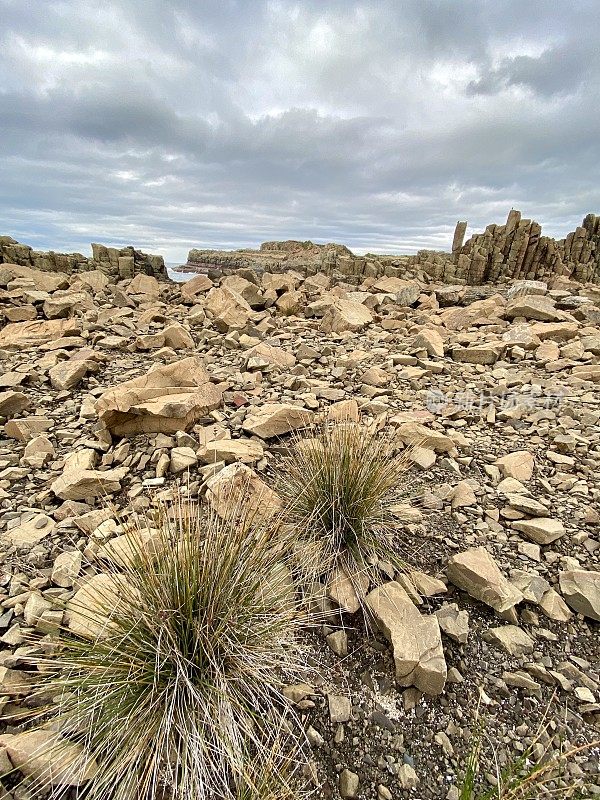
top-left (1, 1), bottom-right (599, 263)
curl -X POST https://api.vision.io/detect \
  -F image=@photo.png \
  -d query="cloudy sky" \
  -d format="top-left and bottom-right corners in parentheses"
top-left (1, 0), bottom-right (599, 262)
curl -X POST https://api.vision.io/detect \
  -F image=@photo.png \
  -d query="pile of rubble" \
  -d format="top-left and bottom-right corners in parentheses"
top-left (0, 256), bottom-right (598, 798)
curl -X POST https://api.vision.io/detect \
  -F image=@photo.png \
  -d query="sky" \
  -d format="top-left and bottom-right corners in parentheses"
top-left (1, 0), bottom-right (599, 263)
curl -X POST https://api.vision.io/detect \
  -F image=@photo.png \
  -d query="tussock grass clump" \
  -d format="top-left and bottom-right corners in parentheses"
top-left (21, 496), bottom-right (311, 800)
top-left (278, 421), bottom-right (410, 595)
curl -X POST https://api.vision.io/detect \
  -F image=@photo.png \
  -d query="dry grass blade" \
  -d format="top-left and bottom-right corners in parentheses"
top-left (278, 420), bottom-right (411, 605)
top-left (11, 489), bottom-right (312, 800)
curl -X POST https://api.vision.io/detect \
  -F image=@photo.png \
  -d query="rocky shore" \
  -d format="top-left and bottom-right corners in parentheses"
top-left (0, 227), bottom-right (598, 798)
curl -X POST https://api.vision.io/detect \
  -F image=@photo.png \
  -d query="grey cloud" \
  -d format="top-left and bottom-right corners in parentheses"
top-left (0, 0), bottom-right (599, 262)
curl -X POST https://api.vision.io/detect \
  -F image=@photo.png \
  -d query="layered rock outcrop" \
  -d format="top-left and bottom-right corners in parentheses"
top-left (184, 209), bottom-right (600, 287)
top-left (0, 236), bottom-right (165, 280)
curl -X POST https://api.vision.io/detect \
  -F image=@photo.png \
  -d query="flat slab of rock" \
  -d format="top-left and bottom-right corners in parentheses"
top-left (446, 547), bottom-right (523, 613)
top-left (496, 451), bottom-right (534, 481)
top-left (559, 570), bottom-right (600, 621)
top-left (0, 318), bottom-right (80, 349)
top-left (483, 625), bottom-right (534, 656)
top-left (5, 512), bottom-right (55, 546)
top-left (51, 467), bottom-right (128, 501)
top-left (366, 581), bottom-right (447, 695)
top-left (0, 730), bottom-right (98, 786)
top-left (512, 517), bottom-right (565, 545)
top-left (66, 573), bottom-right (136, 639)
top-left (242, 403), bottom-right (313, 439)
top-left (319, 298), bottom-right (373, 333)
top-left (199, 438), bottom-right (264, 464)
top-left (96, 356), bottom-right (223, 436)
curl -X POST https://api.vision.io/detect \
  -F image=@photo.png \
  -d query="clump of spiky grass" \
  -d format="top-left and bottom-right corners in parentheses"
top-left (278, 420), bottom-right (410, 598)
top-left (459, 697), bottom-right (599, 799)
top-left (16, 493), bottom-right (312, 800)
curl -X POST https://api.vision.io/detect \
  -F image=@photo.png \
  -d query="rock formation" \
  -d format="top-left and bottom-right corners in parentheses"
top-left (0, 236), bottom-right (165, 280)
top-left (183, 209), bottom-right (600, 287)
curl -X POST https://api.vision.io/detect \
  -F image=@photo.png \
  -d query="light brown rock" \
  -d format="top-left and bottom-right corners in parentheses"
top-left (366, 581), bottom-right (447, 694)
top-left (446, 547), bottom-right (523, 613)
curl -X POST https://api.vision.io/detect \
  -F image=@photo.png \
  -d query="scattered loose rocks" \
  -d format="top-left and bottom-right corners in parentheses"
top-left (0, 252), bottom-right (598, 798)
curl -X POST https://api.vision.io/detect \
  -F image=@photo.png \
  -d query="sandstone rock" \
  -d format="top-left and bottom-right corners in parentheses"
top-left (395, 422), bottom-right (456, 454)
top-left (412, 328), bottom-right (444, 358)
top-left (205, 286), bottom-right (252, 332)
top-left (328, 568), bottom-right (369, 614)
top-left (0, 730), bottom-right (98, 787)
top-left (49, 360), bottom-right (90, 390)
top-left (539, 589), bottom-right (572, 622)
top-left (66, 573), bottom-right (137, 639)
top-left (244, 342), bottom-right (296, 370)
top-left (204, 462), bottom-right (282, 522)
top-left (21, 435), bottom-right (55, 467)
top-left (319, 298), bottom-right (373, 334)
top-left (559, 570), bottom-right (600, 621)
top-left (339, 769), bottom-right (359, 799)
top-left (447, 547), bottom-right (523, 613)
top-left (128, 273), bottom-right (160, 297)
top-left (181, 274), bottom-right (212, 302)
top-left (52, 551), bottom-right (83, 588)
top-left (0, 390), bottom-right (30, 417)
top-left (495, 451), bottom-right (534, 481)
top-left (51, 467), bottom-right (127, 501)
top-left (452, 343), bottom-right (504, 365)
top-left (482, 625), bottom-right (534, 656)
top-left (512, 517), bottom-right (565, 545)
top-left (366, 581), bottom-right (447, 695)
top-left (5, 512), bottom-right (55, 546)
top-left (504, 295), bottom-right (566, 322)
top-left (435, 603), bottom-right (469, 644)
top-left (169, 446), bottom-right (198, 473)
top-left (242, 403), bottom-right (314, 439)
top-left (0, 318), bottom-right (80, 349)
top-left (96, 356), bottom-right (222, 436)
top-left (199, 438), bottom-right (264, 464)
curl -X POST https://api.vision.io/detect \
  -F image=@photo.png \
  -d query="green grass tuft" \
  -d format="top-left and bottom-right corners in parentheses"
top-left (16, 493), bottom-right (312, 800)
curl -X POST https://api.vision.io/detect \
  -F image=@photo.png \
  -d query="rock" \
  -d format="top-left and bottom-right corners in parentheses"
top-left (199, 438), bottom-right (264, 465)
top-left (339, 769), bottom-right (359, 799)
top-left (205, 286), bottom-right (252, 332)
top-left (242, 403), bottom-right (314, 439)
top-left (435, 603), bottom-right (469, 644)
top-left (96, 356), bottom-right (223, 436)
top-left (496, 450), bottom-right (535, 481)
top-left (51, 467), bottom-right (127, 501)
top-left (559, 570), bottom-right (600, 621)
top-left (320, 298), bottom-right (373, 333)
top-left (0, 390), bottom-right (30, 417)
top-left (49, 360), bottom-right (90, 390)
top-left (245, 342), bottom-right (296, 370)
top-left (452, 343), bottom-right (504, 365)
top-left (169, 446), bottom-right (198, 473)
top-left (22, 435), bottom-right (55, 467)
top-left (66, 573), bottom-right (136, 639)
top-left (52, 551), bottom-right (83, 588)
top-left (366, 581), bottom-right (447, 695)
top-left (0, 318), bottom-right (80, 349)
top-left (512, 517), bottom-right (565, 545)
top-left (328, 568), bottom-right (369, 614)
top-left (412, 328), bottom-right (444, 358)
top-left (482, 625), bottom-right (534, 656)
top-left (539, 589), bottom-right (572, 622)
top-left (0, 730), bottom-right (98, 786)
top-left (128, 273), bottom-right (160, 297)
top-left (204, 462), bottom-right (282, 522)
top-left (328, 694), bottom-right (352, 723)
top-left (395, 422), bottom-right (456, 454)
top-left (5, 512), bottom-right (55, 546)
top-left (398, 764), bottom-right (419, 790)
top-left (446, 547), bottom-right (523, 613)
top-left (5, 415), bottom-right (52, 441)
top-left (451, 480), bottom-right (477, 508)
top-left (504, 295), bottom-right (565, 322)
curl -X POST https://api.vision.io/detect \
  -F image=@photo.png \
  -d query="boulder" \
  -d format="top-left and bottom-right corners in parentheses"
top-left (49, 360), bottom-right (90, 391)
top-left (366, 581), bottom-right (446, 694)
top-left (320, 298), bottom-right (373, 333)
top-left (0, 730), bottom-right (98, 787)
top-left (0, 390), bottom-right (30, 417)
top-left (205, 286), bottom-right (252, 332)
top-left (51, 467), bottom-right (127, 501)
top-left (205, 462), bottom-right (281, 523)
top-left (446, 547), bottom-right (523, 613)
top-left (199, 438), bottom-right (264, 465)
top-left (0, 318), bottom-right (80, 349)
top-left (66, 573), bottom-right (137, 639)
top-left (559, 570), bottom-right (600, 621)
top-left (512, 517), bottom-right (565, 545)
top-left (395, 422), bottom-right (456, 454)
top-left (242, 403), bottom-right (314, 439)
top-left (495, 451), bottom-right (534, 481)
top-left (95, 356), bottom-right (222, 436)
